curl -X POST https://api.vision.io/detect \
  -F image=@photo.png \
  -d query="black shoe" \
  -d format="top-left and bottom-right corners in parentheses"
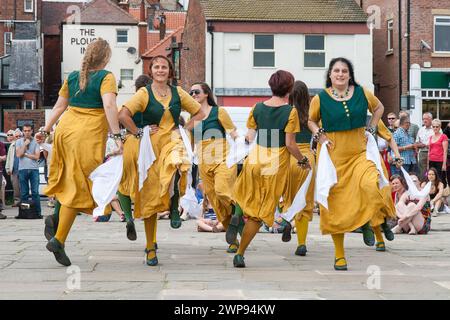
top-left (295, 245), bottom-right (307, 256)
top-left (44, 215), bottom-right (57, 240)
top-left (145, 248), bottom-right (158, 266)
top-left (281, 220), bottom-right (292, 242)
top-left (226, 214), bottom-right (241, 245)
top-left (46, 237), bottom-right (71, 266)
top-left (381, 222), bottom-right (395, 241)
top-left (169, 209), bottom-right (182, 229)
top-left (361, 223), bottom-right (375, 246)
top-left (126, 220), bottom-right (137, 241)
top-left (233, 254), bottom-right (245, 268)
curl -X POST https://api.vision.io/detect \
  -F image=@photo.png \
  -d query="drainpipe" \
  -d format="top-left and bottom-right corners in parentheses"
top-left (398, 0), bottom-right (402, 110)
top-left (207, 21), bottom-right (214, 91)
top-left (406, 0), bottom-right (411, 110)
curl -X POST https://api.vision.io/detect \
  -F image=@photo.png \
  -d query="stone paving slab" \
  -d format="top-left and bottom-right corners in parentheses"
top-left (1, 206), bottom-right (450, 299)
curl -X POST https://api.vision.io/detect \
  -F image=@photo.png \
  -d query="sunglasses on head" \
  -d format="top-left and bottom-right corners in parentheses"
top-left (189, 89), bottom-right (201, 96)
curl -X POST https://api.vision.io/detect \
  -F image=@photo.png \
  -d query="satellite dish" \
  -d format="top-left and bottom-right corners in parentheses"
top-left (127, 47), bottom-right (136, 54)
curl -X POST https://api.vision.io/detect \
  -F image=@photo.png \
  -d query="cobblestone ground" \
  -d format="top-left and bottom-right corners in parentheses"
top-left (1, 204), bottom-right (450, 300)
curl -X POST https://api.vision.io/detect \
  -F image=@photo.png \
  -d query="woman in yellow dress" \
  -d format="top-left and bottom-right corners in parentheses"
top-left (230, 70), bottom-right (311, 268)
top-left (308, 57), bottom-right (385, 271)
top-left (118, 55), bottom-right (204, 266)
top-left (370, 120), bottom-right (403, 251)
top-left (190, 82), bottom-right (240, 253)
top-left (280, 80), bottom-right (316, 256)
top-left (41, 39), bottom-right (123, 266)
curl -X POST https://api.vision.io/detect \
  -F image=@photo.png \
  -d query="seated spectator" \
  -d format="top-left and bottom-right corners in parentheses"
top-left (393, 189), bottom-right (431, 235)
top-left (197, 195), bottom-right (224, 232)
top-left (422, 167), bottom-right (445, 217)
top-left (390, 174), bottom-right (407, 205)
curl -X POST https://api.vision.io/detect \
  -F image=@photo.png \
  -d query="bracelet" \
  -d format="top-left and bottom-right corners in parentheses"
top-left (298, 156), bottom-right (309, 166)
top-left (366, 126), bottom-right (377, 135)
top-left (313, 128), bottom-right (325, 142)
top-left (109, 131), bottom-right (126, 142)
top-left (135, 128), bottom-right (144, 139)
top-left (38, 129), bottom-right (50, 139)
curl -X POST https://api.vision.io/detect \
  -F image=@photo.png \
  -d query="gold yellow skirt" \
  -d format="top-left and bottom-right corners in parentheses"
top-left (198, 138), bottom-right (237, 223)
top-left (370, 157), bottom-right (396, 226)
top-left (318, 128), bottom-right (384, 235)
top-left (45, 107), bottom-right (108, 213)
top-left (281, 143), bottom-right (315, 222)
top-left (233, 145), bottom-right (290, 226)
top-left (118, 135), bottom-right (140, 200)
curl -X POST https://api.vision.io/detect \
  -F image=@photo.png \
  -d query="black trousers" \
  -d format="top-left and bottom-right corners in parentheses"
top-left (429, 160), bottom-right (448, 187)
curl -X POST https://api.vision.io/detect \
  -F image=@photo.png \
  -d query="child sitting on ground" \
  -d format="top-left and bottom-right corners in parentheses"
top-left (197, 195), bottom-right (224, 232)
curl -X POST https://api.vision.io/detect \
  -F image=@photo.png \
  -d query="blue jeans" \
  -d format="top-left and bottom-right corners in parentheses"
top-left (18, 169), bottom-right (41, 215)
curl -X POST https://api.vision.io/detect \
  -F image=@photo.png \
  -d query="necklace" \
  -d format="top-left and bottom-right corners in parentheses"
top-left (152, 85), bottom-right (169, 97)
top-left (330, 86), bottom-right (350, 99)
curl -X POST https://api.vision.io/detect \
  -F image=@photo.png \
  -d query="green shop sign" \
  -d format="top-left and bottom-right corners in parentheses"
top-left (421, 71), bottom-right (450, 89)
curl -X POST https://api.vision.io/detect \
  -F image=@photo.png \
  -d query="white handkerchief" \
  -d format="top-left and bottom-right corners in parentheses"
top-left (90, 155), bottom-right (123, 217)
top-left (138, 126), bottom-right (156, 191)
top-left (314, 142), bottom-right (337, 210)
top-left (281, 170), bottom-right (313, 222)
top-left (365, 132), bottom-right (389, 189)
top-left (179, 125), bottom-right (195, 163)
top-left (226, 136), bottom-right (256, 168)
top-left (401, 166), bottom-right (431, 199)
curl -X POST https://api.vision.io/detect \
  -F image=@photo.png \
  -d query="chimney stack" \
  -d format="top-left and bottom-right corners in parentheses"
top-left (118, 1), bottom-right (130, 13)
top-left (138, 0), bottom-right (148, 56)
top-left (159, 12), bottom-right (166, 41)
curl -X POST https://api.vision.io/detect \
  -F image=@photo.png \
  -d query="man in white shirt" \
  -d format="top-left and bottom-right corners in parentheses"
top-left (415, 112), bottom-right (434, 179)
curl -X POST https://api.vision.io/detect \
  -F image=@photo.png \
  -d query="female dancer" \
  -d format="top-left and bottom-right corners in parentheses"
top-left (308, 57), bottom-right (385, 270)
top-left (190, 82), bottom-right (240, 253)
top-left (118, 55), bottom-right (203, 266)
top-left (230, 70), bottom-right (311, 268)
top-left (42, 39), bottom-right (123, 266)
top-left (281, 80), bottom-right (315, 256)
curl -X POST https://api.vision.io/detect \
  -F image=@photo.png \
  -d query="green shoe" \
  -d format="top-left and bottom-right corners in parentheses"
top-left (381, 222), bottom-right (395, 241)
top-left (126, 220), bottom-right (137, 241)
top-left (334, 257), bottom-right (347, 271)
top-left (145, 248), bottom-right (158, 266)
top-left (361, 223), bottom-right (375, 246)
top-left (376, 242), bottom-right (386, 252)
top-left (227, 242), bottom-right (239, 253)
top-left (233, 254), bottom-right (245, 268)
top-left (44, 215), bottom-right (57, 241)
top-left (226, 214), bottom-right (243, 245)
top-left (46, 237), bottom-right (71, 267)
top-left (281, 219), bottom-right (292, 242)
top-left (295, 245), bottom-right (307, 256)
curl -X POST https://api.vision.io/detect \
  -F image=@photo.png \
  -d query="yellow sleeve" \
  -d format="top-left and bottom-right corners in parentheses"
top-left (377, 120), bottom-right (392, 142)
top-left (246, 106), bottom-right (257, 129)
top-left (218, 107), bottom-right (236, 133)
top-left (363, 87), bottom-right (381, 113)
top-left (309, 95), bottom-right (321, 122)
top-left (285, 107), bottom-right (300, 133)
top-left (100, 73), bottom-right (118, 96)
top-left (177, 87), bottom-right (201, 115)
top-left (122, 87), bottom-right (149, 116)
top-left (58, 79), bottom-right (69, 99)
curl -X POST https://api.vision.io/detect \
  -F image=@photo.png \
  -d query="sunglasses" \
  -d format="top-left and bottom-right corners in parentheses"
top-left (432, 126), bottom-right (440, 128)
top-left (7, 134), bottom-right (13, 137)
top-left (388, 118), bottom-right (396, 120)
top-left (189, 89), bottom-right (201, 96)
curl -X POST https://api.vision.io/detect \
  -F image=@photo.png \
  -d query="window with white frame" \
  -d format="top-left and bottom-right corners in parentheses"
top-left (23, 100), bottom-right (34, 110)
top-left (24, 0), bottom-right (33, 13)
top-left (116, 30), bottom-right (129, 44)
top-left (387, 19), bottom-right (394, 53)
top-left (434, 16), bottom-right (450, 53)
top-left (253, 35), bottom-right (275, 68)
top-left (120, 69), bottom-right (134, 81)
top-left (304, 35), bottom-right (325, 68)
top-left (4, 32), bottom-right (12, 55)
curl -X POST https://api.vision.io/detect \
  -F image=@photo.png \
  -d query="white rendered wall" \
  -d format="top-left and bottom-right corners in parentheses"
top-left (62, 24), bottom-right (142, 107)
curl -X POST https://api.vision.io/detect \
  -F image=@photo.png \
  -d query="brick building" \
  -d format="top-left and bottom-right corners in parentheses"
top-left (359, 0), bottom-right (450, 126)
top-left (0, 0), bottom-right (43, 131)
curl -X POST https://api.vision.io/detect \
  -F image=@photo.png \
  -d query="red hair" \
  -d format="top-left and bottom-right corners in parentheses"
top-left (268, 70), bottom-right (295, 97)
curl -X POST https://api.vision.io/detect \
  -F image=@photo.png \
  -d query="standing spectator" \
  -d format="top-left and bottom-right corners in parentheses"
top-left (428, 119), bottom-right (448, 186)
top-left (415, 112), bottom-right (434, 179)
top-left (386, 112), bottom-right (397, 133)
top-left (393, 115), bottom-right (417, 175)
top-left (15, 124), bottom-right (42, 218)
top-left (399, 111), bottom-right (419, 141)
top-left (5, 130), bottom-right (20, 207)
top-left (0, 140), bottom-right (6, 210)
